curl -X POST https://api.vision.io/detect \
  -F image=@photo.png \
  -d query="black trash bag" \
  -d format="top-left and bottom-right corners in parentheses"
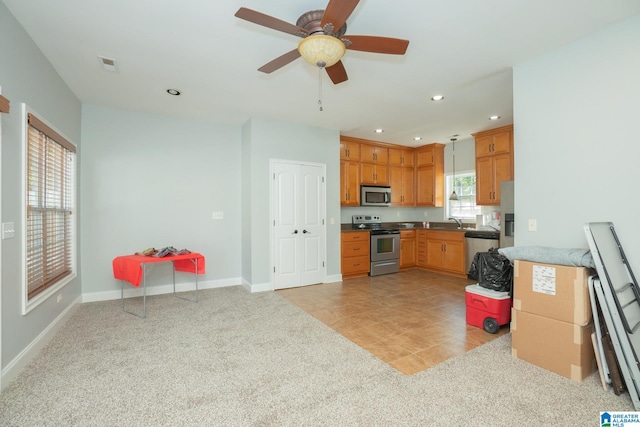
top-left (468, 248), bottom-right (513, 293)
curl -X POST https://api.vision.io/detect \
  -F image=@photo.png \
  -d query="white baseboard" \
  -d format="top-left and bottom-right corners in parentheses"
top-left (1, 295), bottom-right (82, 391)
top-left (325, 274), bottom-right (342, 283)
top-left (241, 277), bottom-right (273, 293)
top-left (82, 277), bottom-right (242, 303)
top-left (239, 274), bottom-right (342, 293)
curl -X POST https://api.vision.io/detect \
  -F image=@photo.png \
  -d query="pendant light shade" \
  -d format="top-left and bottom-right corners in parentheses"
top-left (449, 137), bottom-right (458, 201)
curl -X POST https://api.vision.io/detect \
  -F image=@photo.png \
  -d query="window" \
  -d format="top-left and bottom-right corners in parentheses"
top-left (24, 108), bottom-right (76, 312)
top-left (446, 171), bottom-right (481, 219)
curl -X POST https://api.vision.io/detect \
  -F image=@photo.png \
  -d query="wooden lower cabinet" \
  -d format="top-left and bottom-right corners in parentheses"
top-left (416, 229), bottom-right (466, 278)
top-left (399, 229), bottom-right (416, 269)
top-left (416, 229), bottom-right (428, 267)
top-left (341, 231), bottom-right (370, 278)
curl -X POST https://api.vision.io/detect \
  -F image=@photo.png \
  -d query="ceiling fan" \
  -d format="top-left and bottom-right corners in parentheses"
top-left (234, 0), bottom-right (409, 84)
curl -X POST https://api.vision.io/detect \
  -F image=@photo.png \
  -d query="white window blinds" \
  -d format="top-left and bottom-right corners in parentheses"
top-left (26, 113), bottom-right (75, 300)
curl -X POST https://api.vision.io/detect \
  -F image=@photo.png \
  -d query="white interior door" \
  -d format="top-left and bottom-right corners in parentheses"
top-left (272, 160), bottom-right (325, 290)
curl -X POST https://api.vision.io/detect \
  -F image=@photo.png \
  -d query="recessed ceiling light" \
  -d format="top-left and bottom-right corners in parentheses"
top-left (414, 137), bottom-right (422, 141)
top-left (431, 95), bottom-right (444, 101)
top-left (374, 129), bottom-right (384, 133)
top-left (489, 115), bottom-right (501, 120)
top-left (166, 89), bottom-right (181, 96)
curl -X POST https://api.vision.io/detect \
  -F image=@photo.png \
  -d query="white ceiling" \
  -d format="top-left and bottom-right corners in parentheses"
top-left (4, 0), bottom-right (640, 146)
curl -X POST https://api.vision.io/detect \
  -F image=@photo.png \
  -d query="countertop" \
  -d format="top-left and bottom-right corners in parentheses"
top-left (340, 222), bottom-right (499, 238)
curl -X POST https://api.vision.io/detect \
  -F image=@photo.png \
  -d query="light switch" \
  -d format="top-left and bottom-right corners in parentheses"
top-left (2, 222), bottom-right (15, 239)
top-left (528, 219), bottom-right (537, 232)
top-left (212, 211), bottom-right (224, 220)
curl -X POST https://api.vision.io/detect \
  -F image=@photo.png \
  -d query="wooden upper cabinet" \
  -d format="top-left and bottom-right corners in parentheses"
top-left (360, 143), bottom-right (388, 164)
top-left (389, 148), bottom-right (415, 167)
top-left (415, 143), bottom-right (444, 207)
top-left (340, 138), bottom-right (360, 161)
top-left (340, 160), bottom-right (360, 206)
top-left (361, 163), bottom-right (389, 185)
top-left (415, 144), bottom-right (439, 167)
top-left (473, 125), bottom-right (514, 206)
top-left (475, 126), bottom-right (512, 157)
top-left (390, 166), bottom-right (415, 206)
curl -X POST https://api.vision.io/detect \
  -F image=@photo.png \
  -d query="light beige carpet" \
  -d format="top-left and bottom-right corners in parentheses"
top-left (0, 286), bottom-right (634, 426)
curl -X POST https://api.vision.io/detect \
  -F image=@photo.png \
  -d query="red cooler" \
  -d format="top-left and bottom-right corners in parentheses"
top-left (465, 284), bottom-right (512, 333)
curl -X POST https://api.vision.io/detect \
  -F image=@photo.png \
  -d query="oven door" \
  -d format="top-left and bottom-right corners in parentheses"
top-left (370, 232), bottom-right (400, 262)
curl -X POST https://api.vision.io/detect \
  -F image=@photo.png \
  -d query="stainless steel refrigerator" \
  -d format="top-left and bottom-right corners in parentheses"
top-left (499, 180), bottom-right (514, 247)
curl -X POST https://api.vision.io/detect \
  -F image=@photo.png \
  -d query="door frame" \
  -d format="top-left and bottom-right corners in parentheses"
top-left (269, 159), bottom-right (327, 290)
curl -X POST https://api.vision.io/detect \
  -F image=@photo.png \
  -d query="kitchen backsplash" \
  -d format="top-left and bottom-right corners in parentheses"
top-left (340, 206), bottom-right (500, 224)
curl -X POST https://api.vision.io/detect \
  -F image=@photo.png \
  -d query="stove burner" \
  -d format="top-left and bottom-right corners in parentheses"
top-left (352, 215), bottom-right (399, 234)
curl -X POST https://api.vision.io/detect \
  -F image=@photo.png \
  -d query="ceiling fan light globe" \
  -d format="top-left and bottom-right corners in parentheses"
top-left (298, 35), bottom-right (345, 68)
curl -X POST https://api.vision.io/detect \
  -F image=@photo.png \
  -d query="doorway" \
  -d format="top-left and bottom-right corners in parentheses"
top-left (271, 160), bottom-right (326, 290)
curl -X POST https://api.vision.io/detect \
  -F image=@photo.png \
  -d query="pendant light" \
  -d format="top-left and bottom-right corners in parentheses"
top-left (449, 137), bottom-right (459, 201)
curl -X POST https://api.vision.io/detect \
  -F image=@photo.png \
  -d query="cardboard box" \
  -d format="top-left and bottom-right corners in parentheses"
top-left (511, 308), bottom-right (596, 382)
top-left (465, 284), bottom-right (511, 330)
top-left (513, 260), bottom-right (593, 326)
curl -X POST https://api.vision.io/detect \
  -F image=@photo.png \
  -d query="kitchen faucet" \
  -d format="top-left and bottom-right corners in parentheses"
top-left (448, 217), bottom-right (463, 229)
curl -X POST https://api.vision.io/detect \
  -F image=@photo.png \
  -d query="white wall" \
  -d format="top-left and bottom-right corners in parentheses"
top-left (1, 2), bottom-right (82, 375)
top-left (80, 105), bottom-right (242, 298)
top-left (241, 117), bottom-right (341, 288)
top-left (513, 14), bottom-right (640, 268)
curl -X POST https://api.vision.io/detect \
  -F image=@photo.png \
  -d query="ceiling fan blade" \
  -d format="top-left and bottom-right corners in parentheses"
top-left (258, 49), bottom-right (301, 74)
top-left (345, 35), bottom-right (409, 55)
top-left (326, 61), bottom-right (348, 84)
top-left (321, 0), bottom-right (360, 32)
top-left (235, 7), bottom-right (308, 37)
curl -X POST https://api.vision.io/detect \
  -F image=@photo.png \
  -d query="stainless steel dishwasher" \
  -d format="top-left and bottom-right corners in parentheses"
top-left (465, 230), bottom-right (500, 277)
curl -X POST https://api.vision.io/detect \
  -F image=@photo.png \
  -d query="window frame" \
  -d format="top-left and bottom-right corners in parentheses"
top-left (445, 170), bottom-right (481, 220)
top-left (21, 104), bottom-right (77, 314)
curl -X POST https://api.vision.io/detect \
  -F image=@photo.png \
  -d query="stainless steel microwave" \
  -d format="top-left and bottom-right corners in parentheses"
top-left (360, 186), bottom-right (391, 207)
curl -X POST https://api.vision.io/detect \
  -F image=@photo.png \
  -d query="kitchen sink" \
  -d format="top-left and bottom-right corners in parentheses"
top-left (398, 223), bottom-right (415, 228)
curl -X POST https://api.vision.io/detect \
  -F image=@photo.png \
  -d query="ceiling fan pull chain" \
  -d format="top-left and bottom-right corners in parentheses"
top-left (318, 67), bottom-right (324, 112)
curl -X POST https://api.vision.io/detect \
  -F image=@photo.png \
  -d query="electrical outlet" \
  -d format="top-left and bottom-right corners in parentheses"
top-left (424, 211), bottom-right (429, 218)
top-left (397, 211), bottom-right (400, 217)
top-left (528, 219), bottom-right (537, 232)
top-left (57, 294), bottom-right (62, 303)
top-left (330, 217), bottom-right (335, 224)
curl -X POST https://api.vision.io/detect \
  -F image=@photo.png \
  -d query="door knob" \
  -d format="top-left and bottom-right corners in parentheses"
top-left (292, 230), bottom-right (298, 234)
top-left (303, 230), bottom-right (310, 234)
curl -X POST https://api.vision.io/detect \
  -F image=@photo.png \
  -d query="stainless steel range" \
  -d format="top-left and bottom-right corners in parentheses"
top-left (352, 215), bottom-right (400, 276)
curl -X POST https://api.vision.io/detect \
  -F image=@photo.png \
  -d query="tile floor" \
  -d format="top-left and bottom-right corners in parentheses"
top-left (277, 269), bottom-right (510, 375)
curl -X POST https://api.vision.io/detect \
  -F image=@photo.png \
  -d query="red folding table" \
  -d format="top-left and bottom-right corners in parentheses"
top-left (112, 252), bottom-right (205, 318)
